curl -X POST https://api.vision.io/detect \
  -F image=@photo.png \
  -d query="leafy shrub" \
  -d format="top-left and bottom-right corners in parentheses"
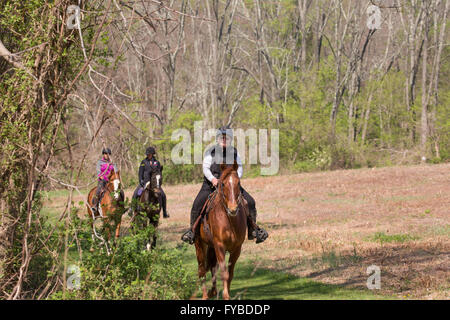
top-left (50, 224), bottom-right (196, 300)
top-left (307, 147), bottom-right (332, 170)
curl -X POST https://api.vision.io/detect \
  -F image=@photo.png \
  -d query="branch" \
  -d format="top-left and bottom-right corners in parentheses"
top-left (0, 39), bottom-right (38, 81)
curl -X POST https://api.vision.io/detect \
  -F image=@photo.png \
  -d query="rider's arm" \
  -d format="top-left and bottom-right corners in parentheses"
top-left (138, 161), bottom-right (145, 187)
top-left (96, 160), bottom-right (101, 177)
top-left (202, 152), bottom-right (215, 182)
top-left (155, 160), bottom-right (162, 171)
top-left (97, 160), bottom-right (107, 180)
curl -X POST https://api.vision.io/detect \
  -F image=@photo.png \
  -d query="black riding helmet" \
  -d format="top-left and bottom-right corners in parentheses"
top-left (102, 147), bottom-right (112, 155)
top-left (146, 146), bottom-right (156, 156)
top-left (216, 125), bottom-right (233, 139)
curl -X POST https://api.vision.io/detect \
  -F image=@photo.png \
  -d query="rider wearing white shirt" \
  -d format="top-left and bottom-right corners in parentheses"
top-left (181, 126), bottom-right (268, 244)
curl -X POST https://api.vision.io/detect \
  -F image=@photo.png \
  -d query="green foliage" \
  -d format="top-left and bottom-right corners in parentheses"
top-left (370, 232), bottom-right (419, 244)
top-left (307, 146), bottom-right (332, 170)
top-left (50, 224), bottom-right (196, 300)
top-left (0, 0), bottom-right (117, 298)
top-left (152, 111), bottom-right (204, 184)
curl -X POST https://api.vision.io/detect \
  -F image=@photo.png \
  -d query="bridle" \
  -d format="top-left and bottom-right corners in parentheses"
top-left (144, 169), bottom-right (162, 198)
top-left (106, 168), bottom-right (122, 200)
top-left (217, 175), bottom-right (243, 217)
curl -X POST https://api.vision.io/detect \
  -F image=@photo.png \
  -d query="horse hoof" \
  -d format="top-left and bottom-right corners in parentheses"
top-left (207, 289), bottom-right (217, 299)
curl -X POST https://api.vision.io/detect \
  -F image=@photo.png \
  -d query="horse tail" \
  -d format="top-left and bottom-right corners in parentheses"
top-left (206, 246), bottom-right (217, 271)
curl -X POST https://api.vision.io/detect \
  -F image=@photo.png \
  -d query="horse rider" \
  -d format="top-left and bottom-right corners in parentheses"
top-left (181, 126), bottom-right (268, 245)
top-left (129, 146), bottom-right (169, 218)
top-left (91, 147), bottom-right (117, 214)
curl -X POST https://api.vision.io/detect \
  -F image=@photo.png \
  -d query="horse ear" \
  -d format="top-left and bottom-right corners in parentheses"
top-left (220, 163), bottom-right (227, 172)
top-left (233, 161), bottom-right (238, 171)
top-left (160, 165), bottom-right (163, 172)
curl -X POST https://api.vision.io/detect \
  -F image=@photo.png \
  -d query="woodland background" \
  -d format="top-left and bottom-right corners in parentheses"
top-left (0, 0), bottom-right (448, 299)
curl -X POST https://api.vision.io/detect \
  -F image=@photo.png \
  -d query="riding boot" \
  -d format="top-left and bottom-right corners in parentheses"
top-left (91, 196), bottom-right (98, 214)
top-left (247, 210), bottom-right (257, 240)
top-left (92, 180), bottom-right (106, 215)
top-left (247, 210), bottom-right (269, 243)
top-left (181, 211), bottom-right (199, 244)
top-left (160, 192), bottom-right (169, 218)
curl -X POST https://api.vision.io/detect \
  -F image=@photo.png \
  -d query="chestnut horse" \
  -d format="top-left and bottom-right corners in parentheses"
top-left (86, 169), bottom-right (125, 253)
top-left (132, 166), bottom-right (163, 250)
top-left (195, 162), bottom-right (248, 300)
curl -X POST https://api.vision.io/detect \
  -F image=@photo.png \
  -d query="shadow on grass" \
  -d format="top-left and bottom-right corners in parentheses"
top-left (181, 249), bottom-right (389, 300)
top-left (227, 261), bottom-right (388, 300)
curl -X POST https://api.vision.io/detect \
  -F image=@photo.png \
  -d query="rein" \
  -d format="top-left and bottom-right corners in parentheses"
top-left (104, 171), bottom-right (122, 201)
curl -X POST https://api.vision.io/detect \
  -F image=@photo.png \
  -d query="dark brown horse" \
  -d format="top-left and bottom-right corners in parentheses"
top-left (133, 166), bottom-right (163, 250)
top-left (195, 162), bottom-right (248, 300)
top-left (86, 169), bottom-right (125, 253)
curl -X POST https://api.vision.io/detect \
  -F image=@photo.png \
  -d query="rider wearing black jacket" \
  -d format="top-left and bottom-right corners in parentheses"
top-left (130, 146), bottom-right (169, 218)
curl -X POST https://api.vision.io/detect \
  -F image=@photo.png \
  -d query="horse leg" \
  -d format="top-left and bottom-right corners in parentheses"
top-left (90, 220), bottom-right (95, 252)
top-left (227, 246), bottom-right (242, 296)
top-left (150, 231), bottom-right (157, 250)
top-left (114, 208), bottom-right (122, 240)
top-left (214, 244), bottom-right (229, 300)
top-left (104, 218), bottom-right (113, 255)
top-left (146, 220), bottom-right (158, 251)
top-left (153, 219), bottom-right (159, 249)
top-left (195, 242), bottom-right (209, 300)
top-left (208, 247), bottom-right (218, 299)
top-left (104, 218), bottom-right (111, 242)
top-left (115, 220), bottom-right (121, 239)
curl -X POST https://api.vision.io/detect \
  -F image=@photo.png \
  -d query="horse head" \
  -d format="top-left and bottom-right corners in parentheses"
top-left (219, 162), bottom-right (241, 216)
top-left (107, 168), bottom-right (122, 200)
top-left (144, 166), bottom-right (163, 198)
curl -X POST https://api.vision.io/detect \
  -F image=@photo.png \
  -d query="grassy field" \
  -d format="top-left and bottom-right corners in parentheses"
top-left (42, 163), bottom-right (450, 299)
top-left (165, 241), bottom-right (392, 300)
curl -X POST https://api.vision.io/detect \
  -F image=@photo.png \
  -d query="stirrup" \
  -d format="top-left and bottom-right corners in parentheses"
top-left (181, 230), bottom-right (195, 245)
top-left (248, 228), bottom-right (256, 240)
top-left (255, 228), bottom-right (268, 244)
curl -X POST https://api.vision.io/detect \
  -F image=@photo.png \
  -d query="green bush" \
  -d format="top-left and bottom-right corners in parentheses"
top-left (50, 224), bottom-right (196, 300)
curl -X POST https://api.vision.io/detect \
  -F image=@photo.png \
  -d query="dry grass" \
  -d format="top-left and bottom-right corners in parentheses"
top-left (44, 163), bottom-right (449, 299)
top-left (159, 163), bottom-right (449, 299)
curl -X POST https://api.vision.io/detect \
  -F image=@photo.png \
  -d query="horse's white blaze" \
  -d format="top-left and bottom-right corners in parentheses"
top-left (113, 179), bottom-right (120, 199)
top-left (229, 175), bottom-right (234, 200)
top-left (156, 175), bottom-right (161, 188)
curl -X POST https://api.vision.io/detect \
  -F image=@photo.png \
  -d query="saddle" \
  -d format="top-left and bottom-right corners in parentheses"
top-left (191, 191), bottom-right (260, 241)
top-left (91, 184), bottom-right (108, 216)
top-left (191, 191), bottom-right (217, 240)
